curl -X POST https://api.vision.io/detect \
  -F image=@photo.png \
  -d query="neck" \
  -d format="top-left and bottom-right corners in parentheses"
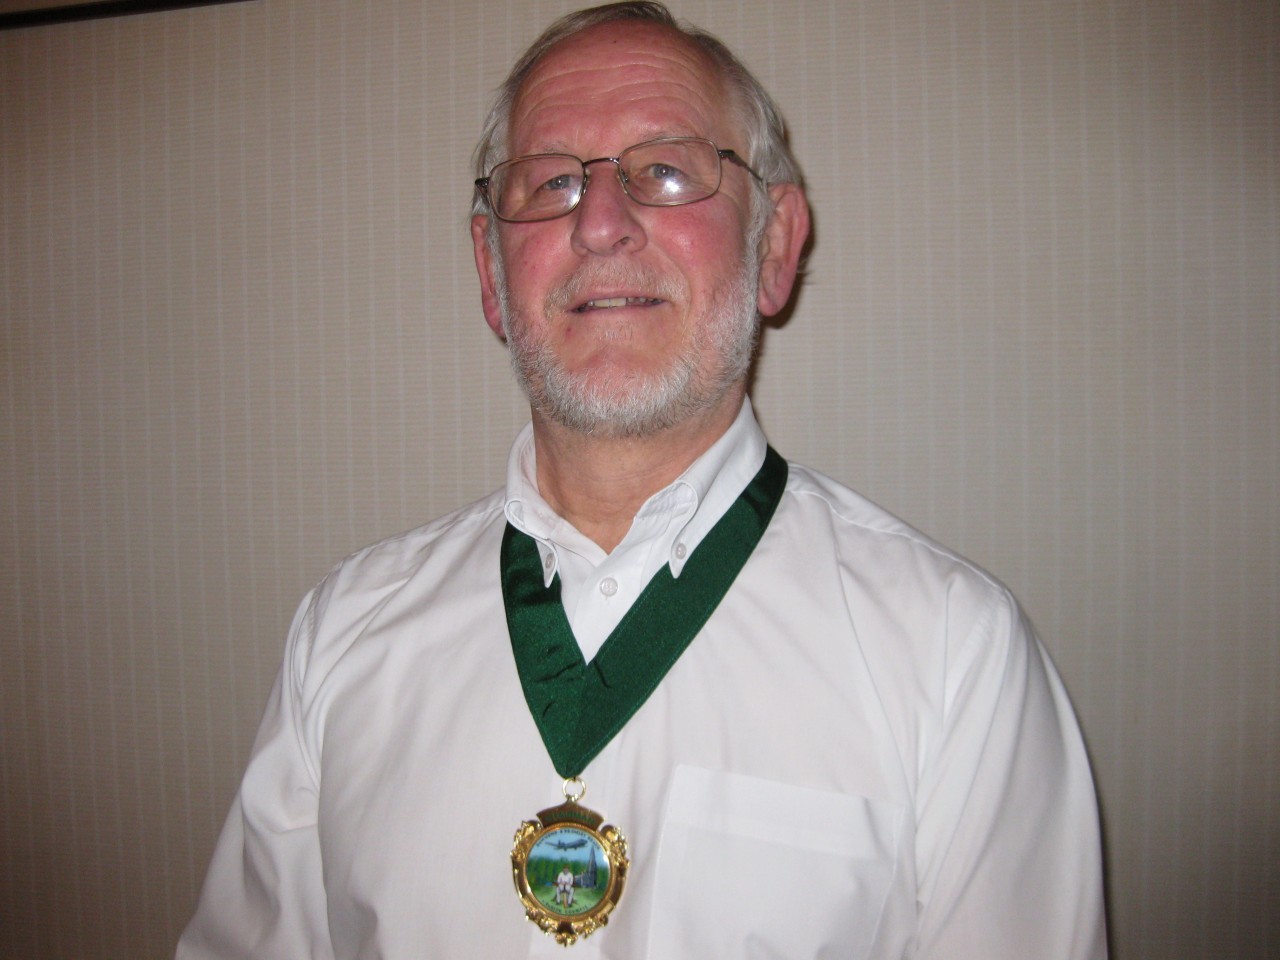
top-left (531, 390), bottom-right (744, 553)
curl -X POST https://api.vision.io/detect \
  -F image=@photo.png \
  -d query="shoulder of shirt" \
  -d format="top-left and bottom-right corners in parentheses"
top-left (777, 460), bottom-right (1035, 693)
top-left (781, 459), bottom-right (1012, 605)
top-left (341, 485), bottom-right (506, 570)
top-left (294, 487), bottom-right (508, 639)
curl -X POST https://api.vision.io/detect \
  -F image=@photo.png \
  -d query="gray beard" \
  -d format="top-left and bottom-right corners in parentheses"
top-left (495, 254), bottom-right (761, 439)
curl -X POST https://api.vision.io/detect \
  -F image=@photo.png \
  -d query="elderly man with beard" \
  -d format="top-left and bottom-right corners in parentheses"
top-left (177, 3), bottom-right (1106, 959)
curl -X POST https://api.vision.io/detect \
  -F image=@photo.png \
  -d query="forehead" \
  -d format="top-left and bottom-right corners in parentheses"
top-left (509, 21), bottom-right (734, 153)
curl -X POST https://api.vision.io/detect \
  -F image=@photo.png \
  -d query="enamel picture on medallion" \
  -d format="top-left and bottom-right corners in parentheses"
top-left (527, 826), bottom-right (611, 916)
top-left (512, 801), bottom-right (628, 945)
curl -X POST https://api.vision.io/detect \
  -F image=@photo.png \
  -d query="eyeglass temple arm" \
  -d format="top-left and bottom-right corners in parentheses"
top-left (718, 150), bottom-right (765, 184)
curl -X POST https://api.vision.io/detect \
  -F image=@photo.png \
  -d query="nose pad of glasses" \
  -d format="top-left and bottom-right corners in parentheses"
top-left (579, 160), bottom-right (631, 207)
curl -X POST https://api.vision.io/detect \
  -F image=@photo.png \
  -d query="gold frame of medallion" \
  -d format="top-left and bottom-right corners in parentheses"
top-left (511, 803), bottom-right (629, 946)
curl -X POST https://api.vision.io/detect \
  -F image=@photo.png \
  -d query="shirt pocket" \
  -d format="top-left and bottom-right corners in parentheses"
top-left (645, 765), bottom-right (905, 960)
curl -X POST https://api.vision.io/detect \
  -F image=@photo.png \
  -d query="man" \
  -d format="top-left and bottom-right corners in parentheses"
top-left (178, 3), bottom-right (1107, 958)
top-left (556, 865), bottom-right (577, 909)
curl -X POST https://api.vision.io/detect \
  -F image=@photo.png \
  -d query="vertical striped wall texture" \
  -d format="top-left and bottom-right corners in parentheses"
top-left (2, 1), bottom-right (1276, 957)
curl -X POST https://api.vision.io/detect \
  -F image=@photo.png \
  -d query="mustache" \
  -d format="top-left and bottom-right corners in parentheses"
top-left (544, 262), bottom-right (685, 313)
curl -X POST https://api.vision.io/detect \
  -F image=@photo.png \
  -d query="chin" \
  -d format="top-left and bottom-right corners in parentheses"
top-left (522, 352), bottom-right (729, 439)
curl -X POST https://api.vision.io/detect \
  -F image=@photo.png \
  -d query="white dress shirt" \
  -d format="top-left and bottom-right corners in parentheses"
top-left (177, 399), bottom-right (1107, 960)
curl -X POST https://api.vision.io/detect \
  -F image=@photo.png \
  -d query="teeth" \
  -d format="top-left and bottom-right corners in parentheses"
top-left (584, 297), bottom-right (655, 309)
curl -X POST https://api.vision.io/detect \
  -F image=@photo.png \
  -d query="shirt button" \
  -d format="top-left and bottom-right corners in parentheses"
top-left (543, 553), bottom-right (555, 571)
top-left (599, 577), bottom-right (618, 597)
top-left (673, 542), bottom-right (688, 560)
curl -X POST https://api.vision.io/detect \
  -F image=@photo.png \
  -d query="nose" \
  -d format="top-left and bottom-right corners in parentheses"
top-left (569, 158), bottom-right (648, 257)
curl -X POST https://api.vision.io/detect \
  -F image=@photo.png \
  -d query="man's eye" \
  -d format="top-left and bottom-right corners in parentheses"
top-left (540, 174), bottom-right (577, 192)
top-left (630, 161), bottom-right (693, 201)
top-left (643, 163), bottom-right (686, 182)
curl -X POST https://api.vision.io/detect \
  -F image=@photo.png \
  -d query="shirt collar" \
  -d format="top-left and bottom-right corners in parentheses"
top-left (503, 397), bottom-right (768, 585)
top-left (503, 425), bottom-right (588, 585)
top-left (659, 397), bottom-right (767, 577)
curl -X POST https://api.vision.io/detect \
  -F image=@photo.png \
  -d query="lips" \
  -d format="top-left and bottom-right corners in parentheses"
top-left (547, 263), bottom-right (682, 316)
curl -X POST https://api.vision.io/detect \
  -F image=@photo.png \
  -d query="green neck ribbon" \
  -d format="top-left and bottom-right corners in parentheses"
top-left (501, 446), bottom-right (787, 778)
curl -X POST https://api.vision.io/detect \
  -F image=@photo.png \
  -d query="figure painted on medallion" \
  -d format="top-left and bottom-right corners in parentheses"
top-left (555, 865), bottom-right (575, 908)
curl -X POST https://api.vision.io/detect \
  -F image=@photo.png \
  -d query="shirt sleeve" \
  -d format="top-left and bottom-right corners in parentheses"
top-left (175, 587), bottom-right (335, 960)
top-left (911, 587), bottom-right (1108, 959)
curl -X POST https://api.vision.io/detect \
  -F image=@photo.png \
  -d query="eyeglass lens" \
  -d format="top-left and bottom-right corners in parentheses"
top-left (488, 139), bottom-right (725, 222)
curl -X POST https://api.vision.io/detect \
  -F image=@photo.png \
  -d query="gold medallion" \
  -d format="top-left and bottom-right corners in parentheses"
top-left (511, 778), bottom-right (629, 946)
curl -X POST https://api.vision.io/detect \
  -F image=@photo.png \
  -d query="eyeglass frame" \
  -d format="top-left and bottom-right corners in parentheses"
top-left (474, 136), bottom-right (765, 223)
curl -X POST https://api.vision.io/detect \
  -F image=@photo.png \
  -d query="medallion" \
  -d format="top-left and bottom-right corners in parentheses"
top-left (511, 779), bottom-right (629, 946)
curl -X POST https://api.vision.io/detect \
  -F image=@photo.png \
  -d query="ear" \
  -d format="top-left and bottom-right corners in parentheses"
top-left (471, 214), bottom-right (506, 339)
top-left (754, 183), bottom-right (811, 318)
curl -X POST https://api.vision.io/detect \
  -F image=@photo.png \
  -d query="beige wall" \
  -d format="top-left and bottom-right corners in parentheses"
top-left (2, 0), bottom-right (1276, 957)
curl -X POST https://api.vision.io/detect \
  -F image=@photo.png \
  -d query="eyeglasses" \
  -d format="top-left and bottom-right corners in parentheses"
top-left (475, 136), bottom-right (763, 223)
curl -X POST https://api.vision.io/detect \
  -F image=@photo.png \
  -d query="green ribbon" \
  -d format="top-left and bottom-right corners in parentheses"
top-left (502, 446), bottom-right (788, 778)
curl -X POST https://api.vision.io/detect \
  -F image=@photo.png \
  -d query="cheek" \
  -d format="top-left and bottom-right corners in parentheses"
top-left (660, 208), bottom-right (749, 273)
top-left (671, 239), bottom-right (745, 308)
top-left (499, 228), bottom-right (564, 296)
top-left (505, 251), bottom-right (544, 295)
